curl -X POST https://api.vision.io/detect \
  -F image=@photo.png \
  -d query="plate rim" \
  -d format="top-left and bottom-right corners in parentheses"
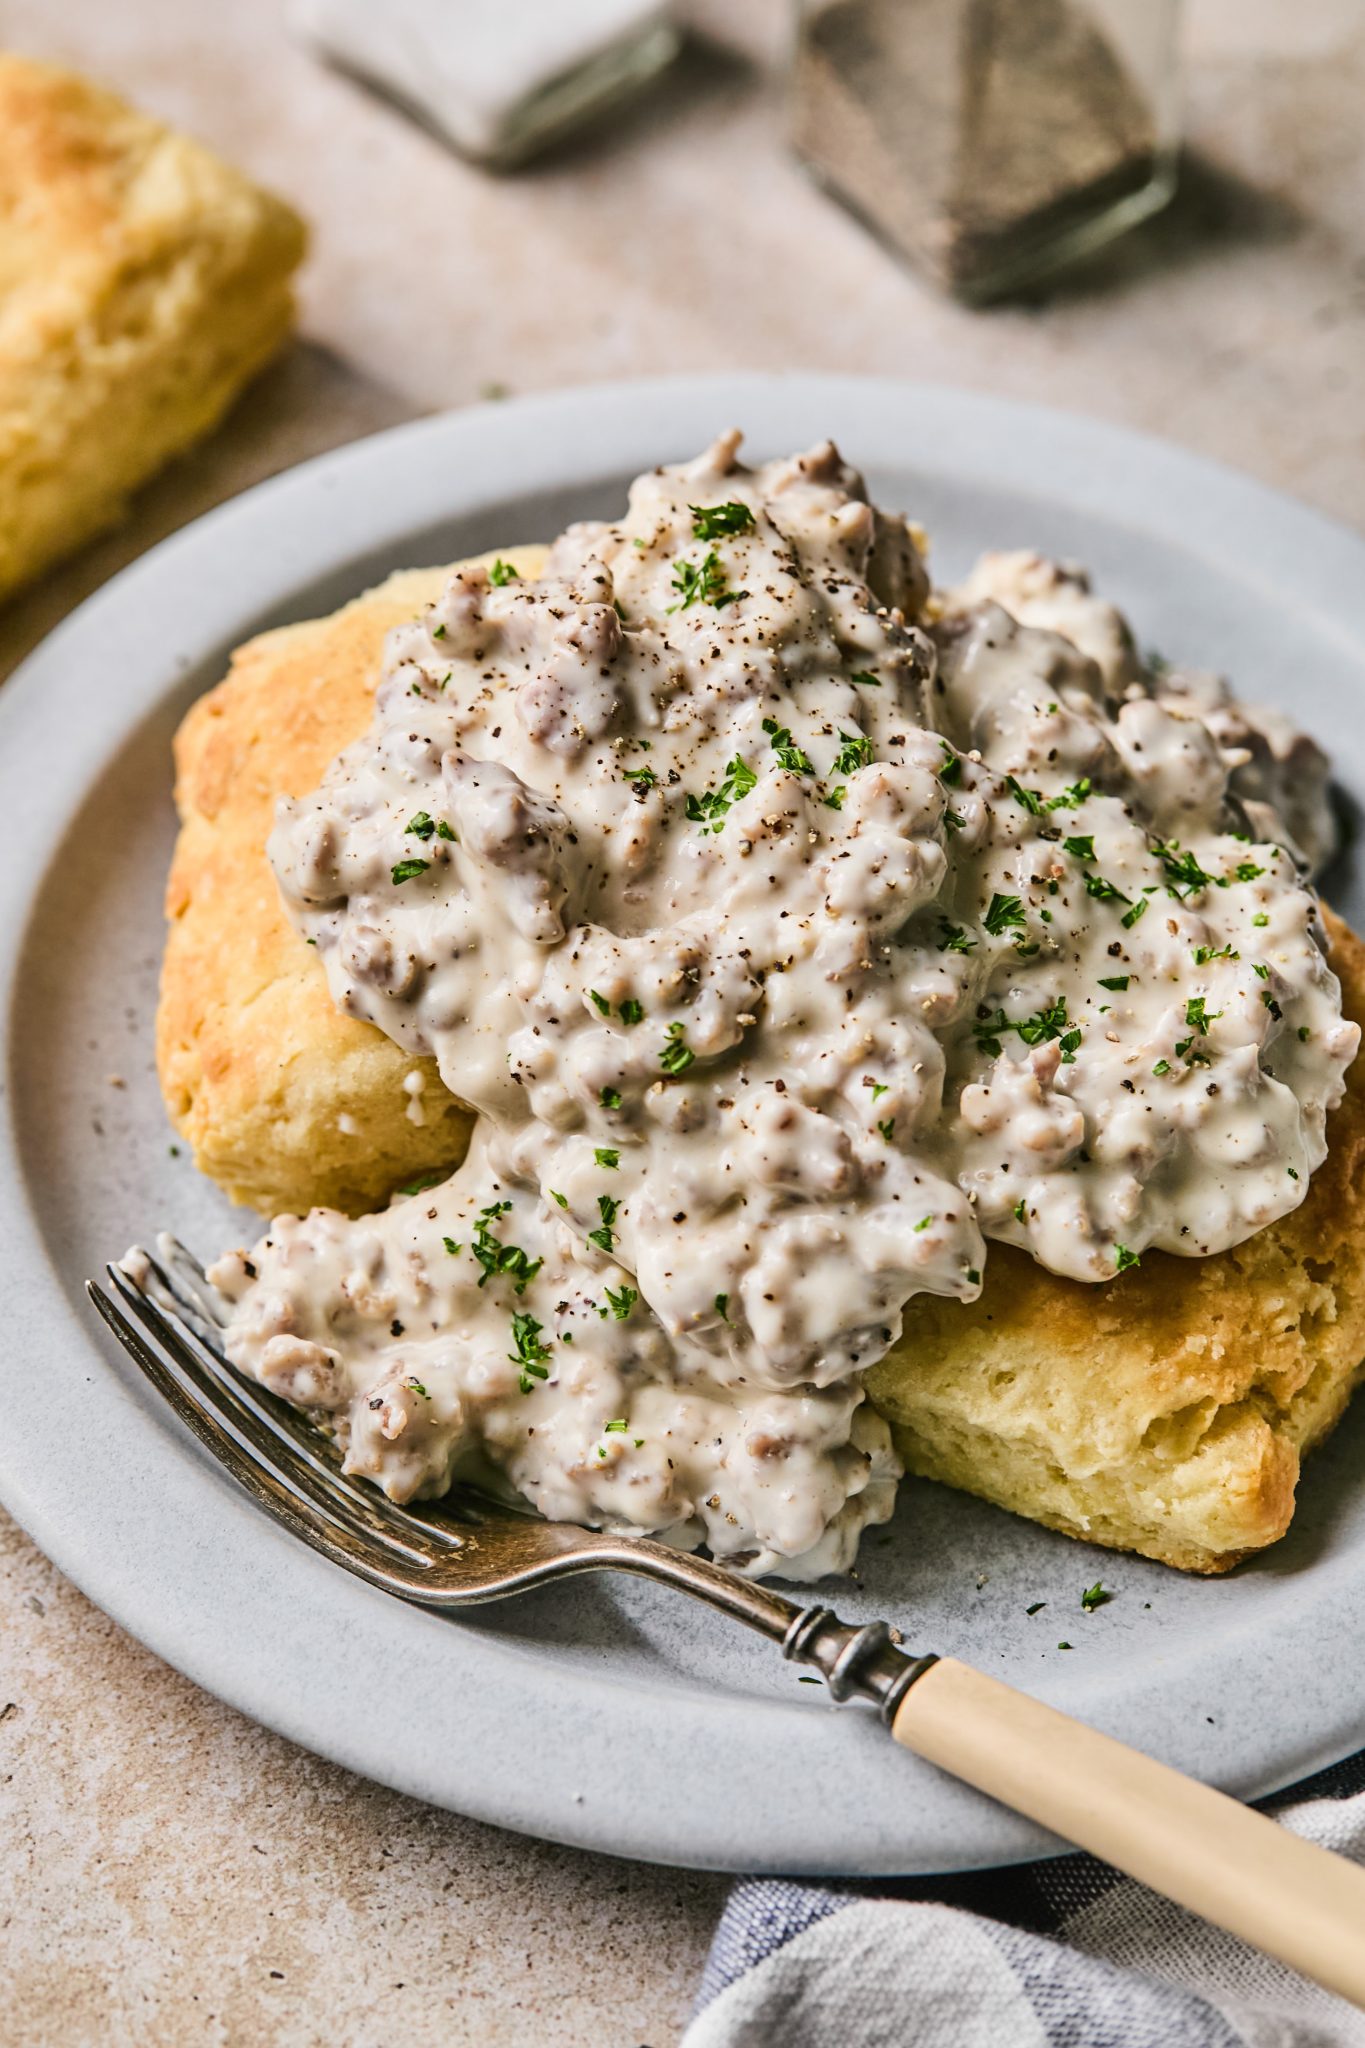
top-left (3, 370), bottom-right (1365, 1875)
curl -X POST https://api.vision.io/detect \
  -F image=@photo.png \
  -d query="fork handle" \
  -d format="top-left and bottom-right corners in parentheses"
top-left (893, 1657), bottom-right (1365, 2007)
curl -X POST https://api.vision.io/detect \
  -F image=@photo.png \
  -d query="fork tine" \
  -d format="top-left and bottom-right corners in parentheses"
top-left (130, 1247), bottom-right (534, 1543)
top-left (131, 1249), bottom-right (414, 1511)
top-left (137, 1240), bottom-right (461, 1533)
top-left (104, 1264), bottom-right (454, 1571)
top-left (146, 1233), bottom-right (233, 1337)
top-left (126, 1245), bottom-right (476, 1559)
top-left (88, 1279), bottom-right (432, 1600)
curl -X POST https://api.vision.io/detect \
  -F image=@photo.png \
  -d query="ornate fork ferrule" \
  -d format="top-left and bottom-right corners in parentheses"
top-left (781, 1605), bottom-right (939, 1725)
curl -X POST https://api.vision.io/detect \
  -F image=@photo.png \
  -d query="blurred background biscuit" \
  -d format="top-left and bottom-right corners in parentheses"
top-left (0, 52), bottom-right (306, 601)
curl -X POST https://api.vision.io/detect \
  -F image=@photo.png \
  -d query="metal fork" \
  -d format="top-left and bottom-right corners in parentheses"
top-left (90, 1245), bottom-right (1365, 2007)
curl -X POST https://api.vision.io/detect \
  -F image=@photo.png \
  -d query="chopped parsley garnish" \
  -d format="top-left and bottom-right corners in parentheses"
top-left (1193, 943), bottom-right (1236, 965)
top-left (982, 893), bottom-right (1026, 936)
top-left (430, 621), bottom-right (447, 639)
top-left (1004, 774), bottom-right (1044, 816)
top-left (833, 730), bottom-right (874, 776)
top-left (659, 1021), bottom-right (695, 1075)
top-left (442, 1235), bottom-right (462, 1255)
top-left (1231, 860), bottom-right (1265, 883)
top-left (762, 718), bottom-right (814, 776)
top-left (602, 1284), bottom-right (637, 1321)
top-left (1113, 1244), bottom-right (1140, 1273)
top-left (1299, 1025), bottom-right (1311, 1042)
top-left (823, 786), bottom-right (845, 811)
top-left (1062, 834), bottom-right (1095, 861)
top-left (406, 811), bottom-right (436, 839)
top-left (1252, 912), bottom-right (1270, 928)
top-left (403, 1377), bottom-right (429, 1398)
top-left (1098, 975), bottom-right (1129, 992)
top-left (509, 1311), bottom-right (552, 1393)
top-left (938, 742), bottom-right (962, 786)
top-left (714, 1292), bottom-right (730, 1321)
top-left (589, 990), bottom-right (611, 1016)
top-left (942, 809), bottom-right (966, 833)
top-left (594, 1147), bottom-right (619, 1169)
top-left (605, 1418), bottom-right (629, 1432)
top-left (1152, 839), bottom-right (1212, 898)
top-left (1175, 1037), bottom-right (1212, 1067)
top-left (1184, 996), bottom-right (1220, 1035)
top-left (966, 1267), bottom-right (981, 1285)
top-left (600, 1085), bottom-right (622, 1109)
top-left (913, 1214), bottom-right (933, 1233)
top-left (1253, 962), bottom-right (1269, 980)
top-left (618, 998), bottom-right (644, 1027)
top-left (488, 557), bottom-right (519, 585)
top-left (851, 669), bottom-right (881, 687)
top-left (877, 1118), bottom-right (895, 1142)
top-left (686, 754), bottom-right (757, 832)
top-left (937, 920), bottom-right (976, 954)
top-left (1121, 896), bottom-right (1149, 930)
top-left (868, 1080), bottom-right (889, 1100)
top-left (397, 1169), bottom-right (446, 1196)
top-left (1288, 1166), bottom-right (1300, 1180)
top-left (1026, 1601), bottom-right (1046, 1616)
top-left (668, 549), bottom-right (746, 612)
top-left (1262, 992), bottom-right (1283, 1020)
top-left (588, 1193), bottom-right (620, 1254)
top-left (1081, 1581), bottom-right (1113, 1612)
top-left (973, 995), bottom-right (1075, 1058)
top-left (1083, 873), bottom-right (1131, 905)
top-left (1152, 1058), bottom-right (1171, 1076)
top-left (1013, 1197), bottom-right (1027, 1223)
top-left (1003, 772), bottom-right (1090, 814)
top-left (549, 1191), bottom-right (568, 1209)
top-left (622, 764), bottom-right (658, 791)
top-left (471, 1200), bottom-right (542, 1294)
top-left (390, 857), bottom-right (430, 885)
top-left (690, 501), bottom-right (754, 539)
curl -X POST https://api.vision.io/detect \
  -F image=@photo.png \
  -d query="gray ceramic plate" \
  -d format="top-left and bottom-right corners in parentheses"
top-left (3, 375), bottom-right (1365, 1877)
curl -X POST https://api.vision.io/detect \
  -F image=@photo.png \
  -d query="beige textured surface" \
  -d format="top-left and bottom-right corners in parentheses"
top-left (1, 0), bottom-right (1364, 2040)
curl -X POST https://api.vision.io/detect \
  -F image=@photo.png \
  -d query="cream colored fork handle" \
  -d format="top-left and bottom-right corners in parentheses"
top-left (894, 1658), bottom-right (1365, 2008)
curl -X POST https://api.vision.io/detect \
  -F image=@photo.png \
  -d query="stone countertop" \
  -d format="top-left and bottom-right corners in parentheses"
top-left (1, 0), bottom-right (1363, 2040)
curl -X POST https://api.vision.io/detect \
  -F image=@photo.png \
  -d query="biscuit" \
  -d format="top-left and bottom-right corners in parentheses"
top-left (157, 551), bottom-right (546, 1216)
top-left (865, 910), bottom-right (1365, 1572)
top-left (0, 53), bottom-right (306, 600)
top-left (161, 555), bottom-right (1365, 1571)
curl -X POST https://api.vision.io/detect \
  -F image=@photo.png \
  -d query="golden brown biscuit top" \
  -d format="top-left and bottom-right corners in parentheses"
top-left (0, 52), bottom-right (304, 376)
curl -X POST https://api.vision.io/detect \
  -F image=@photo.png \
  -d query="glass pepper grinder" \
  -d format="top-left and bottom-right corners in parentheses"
top-left (790, 0), bottom-right (1182, 302)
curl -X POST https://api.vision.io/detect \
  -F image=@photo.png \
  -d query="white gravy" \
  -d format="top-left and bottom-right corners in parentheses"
top-left (203, 435), bottom-right (1357, 1579)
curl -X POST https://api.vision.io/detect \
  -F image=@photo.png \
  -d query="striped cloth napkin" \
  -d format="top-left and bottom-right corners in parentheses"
top-left (684, 1752), bottom-right (1365, 2045)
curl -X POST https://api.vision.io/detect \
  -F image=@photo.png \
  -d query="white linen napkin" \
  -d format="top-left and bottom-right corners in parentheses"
top-left (292, 0), bottom-right (680, 167)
